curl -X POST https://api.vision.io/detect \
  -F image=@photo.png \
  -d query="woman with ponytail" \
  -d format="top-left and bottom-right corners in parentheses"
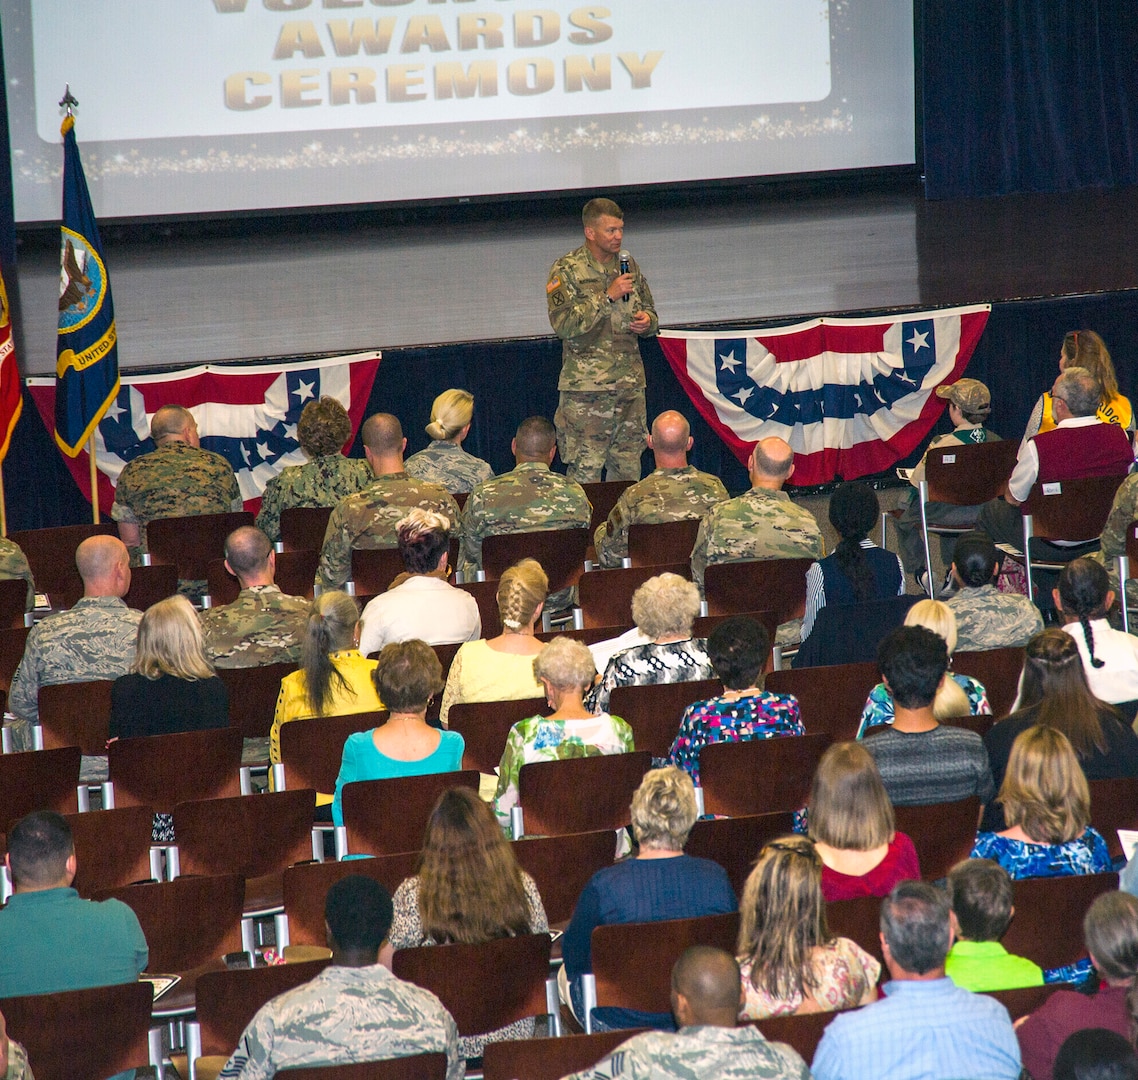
top-left (1016, 891), bottom-right (1138, 1080)
top-left (800, 482), bottom-right (904, 642)
top-left (1056, 558), bottom-right (1138, 722)
top-left (404, 388), bottom-right (494, 494)
top-left (270, 590), bottom-right (382, 814)
top-left (980, 627), bottom-right (1138, 832)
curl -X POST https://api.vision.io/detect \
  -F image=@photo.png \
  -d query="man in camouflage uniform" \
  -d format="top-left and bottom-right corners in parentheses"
top-left (201, 527), bottom-right (309, 668)
top-left (944, 532), bottom-right (1043, 650)
top-left (316, 413), bottom-right (461, 592)
top-left (547, 197), bottom-right (659, 483)
top-left (0, 538), bottom-right (35, 612)
top-left (594, 411), bottom-right (728, 569)
top-left (562, 947), bottom-right (810, 1080)
top-left (460, 416), bottom-right (591, 610)
top-left (221, 875), bottom-right (461, 1080)
top-left (1093, 471), bottom-right (1138, 613)
top-left (5, 537), bottom-right (140, 763)
top-left (691, 437), bottom-right (824, 594)
top-left (255, 396), bottom-right (372, 543)
top-left (111, 404), bottom-right (243, 563)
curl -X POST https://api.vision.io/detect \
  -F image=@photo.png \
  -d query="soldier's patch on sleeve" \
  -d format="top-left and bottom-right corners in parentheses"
top-left (546, 276), bottom-right (562, 294)
top-left (549, 289), bottom-right (566, 307)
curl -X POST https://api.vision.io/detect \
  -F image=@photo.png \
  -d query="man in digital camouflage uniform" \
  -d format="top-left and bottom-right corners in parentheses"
top-left (220, 875), bottom-right (461, 1080)
top-left (690, 437), bottom-right (824, 594)
top-left (547, 197), bottom-right (659, 483)
top-left (255, 396), bottom-right (372, 544)
top-left (5, 537), bottom-right (140, 769)
top-left (0, 538), bottom-right (35, 612)
top-left (561, 946), bottom-right (810, 1080)
top-left (460, 416), bottom-right (591, 611)
top-left (201, 526), bottom-right (309, 668)
top-left (316, 413), bottom-right (460, 592)
top-left (1092, 471), bottom-right (1138, 614)
top-left (944, 533), bottom-right (1043, 651)
top-left (594, 410), bottom-right (728, 569)
top-left (111, 404), bottom-right (242, 561)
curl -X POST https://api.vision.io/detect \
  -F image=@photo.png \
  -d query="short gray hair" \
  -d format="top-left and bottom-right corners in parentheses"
top-left (533, 635), bottom-right (596, 692)
top-left (630, 766), bottom-right (698, 850)
top-left (1055, 367), bottom-right (1102, 417)
top-left (631, 573), bottom-right (701, 639)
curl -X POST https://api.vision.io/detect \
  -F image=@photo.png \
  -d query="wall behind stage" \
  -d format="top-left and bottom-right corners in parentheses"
top-left (7, 288), bottom-right (1138, 533)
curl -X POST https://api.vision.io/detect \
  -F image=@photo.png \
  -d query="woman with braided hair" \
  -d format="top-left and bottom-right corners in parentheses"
top-left (980, 627), bottom-right (1138, 832)
top-left (1055, 557), bottom-right (1138, 721)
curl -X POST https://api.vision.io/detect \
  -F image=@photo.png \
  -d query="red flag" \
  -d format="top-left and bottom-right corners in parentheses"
top-left (0, 261), bottom-right (23, 462)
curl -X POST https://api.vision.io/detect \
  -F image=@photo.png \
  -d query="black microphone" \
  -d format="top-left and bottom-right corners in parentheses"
top-left (619, 249), bottom-right (630, 301)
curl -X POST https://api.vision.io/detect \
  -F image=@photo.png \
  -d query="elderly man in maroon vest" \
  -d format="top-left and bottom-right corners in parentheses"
top-left (978, 366), bottom-right (1133, 570)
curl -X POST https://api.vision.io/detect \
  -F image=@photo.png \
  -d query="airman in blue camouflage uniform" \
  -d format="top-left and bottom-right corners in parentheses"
top-left (404, 389), bottom-right (494, 494)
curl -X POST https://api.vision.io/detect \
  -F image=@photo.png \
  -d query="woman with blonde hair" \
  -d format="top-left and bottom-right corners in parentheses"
top-left (493, 635), bottom-right (633, 825)
top-left (736, 835), bottom-right (879, 1019)
top-left (971, 725), bottom-right (1111, 879)
top-left (404, 388), bottom-right (494, 494)
top-left (857, 598), bottom-right (991, 737)
top-left (1024, 330), bottom-right (1134, 438)
top-left (808, 741), bottom-right (920, 902)
top-left (389, 787), bottom-right (548, 1057)
top-left (271, 591), bottom-right (382, 814)
top-left (561, 767), bottom-right (737, 1031)
top-left (439, 557), bottom-right (547, 727)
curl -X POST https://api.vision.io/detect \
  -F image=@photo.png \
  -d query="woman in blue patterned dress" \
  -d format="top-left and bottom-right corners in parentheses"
top-left (857, 599), bottom-right (991, 738)
top-left (971, 725), bottom-right (1111, 878)
top-left (667, 616), bottom-right (802, 785)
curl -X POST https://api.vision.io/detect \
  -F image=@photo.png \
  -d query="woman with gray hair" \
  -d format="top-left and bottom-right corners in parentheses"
top-left (560, 766), bottom-right (737, 1031)
top-left (404, 388), bottom-right (494, 493)
top-left (588, 572), bottom-right (713, 713)
top-left (492, 636), bottom-right (634, 825)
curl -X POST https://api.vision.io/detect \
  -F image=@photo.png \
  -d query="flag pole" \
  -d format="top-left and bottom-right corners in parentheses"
top-left (0, 470), bottom-right (7, 538)
top-left (88, 433), bottom-right (99, 523)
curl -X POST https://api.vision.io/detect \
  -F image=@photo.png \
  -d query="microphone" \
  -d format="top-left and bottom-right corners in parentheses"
top-left (619, 249), bottom-right (630, 301)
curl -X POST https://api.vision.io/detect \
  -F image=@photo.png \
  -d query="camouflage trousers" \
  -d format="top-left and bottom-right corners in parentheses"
top-left (555, 389), bottom-right (646, 484)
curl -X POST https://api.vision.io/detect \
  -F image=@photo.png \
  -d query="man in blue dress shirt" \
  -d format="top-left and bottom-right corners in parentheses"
top-left (812, 880), bottom-right (1021, 1080)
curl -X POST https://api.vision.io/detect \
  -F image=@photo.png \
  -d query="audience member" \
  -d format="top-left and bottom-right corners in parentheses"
top-left (331, 640), bottom-right (463, 827)
top-left (1093, 471), bottom-right (1138, 612)
top-left (667, 616), bottom-right (802, 785)
top-left (690, 436), bottom-right (824, 595)
top-left (459, 416), bottom-right (591, 611)
top-left (316, 413), bottom-right (461, 592)
top-left (862, 625), bottom-right (995, 807)
top-left (200, 526), bottom-right (309, 668)
top-left (971, 725), bottom-right (1112, 878)
top-left (736, 835), bottom-right (879, 1019)
top-left (560, 946), bottom-right (812, 1080)
top-left (811, 880), bottom-right (1021, 1080)
top-left (560, 767), bottom-right (737, 1031)
top-left (357, 509), bottom-right (480, 655)
top-left (5, 536), bottom-right (141, 767)
top-left (438, 558), bottom-right (546, 728)
top-left (403, 388), bottom-right (494, 493)
top-left (389, 788), bottom-right (548, 1058)
top-left (943, 858), bottom-right (1043, 991)
top-left (0, 812), bottom-right (147, 998)
top-left (0, 537), bottom-right (35, 613)
top-left (255, 396), bottom-right (372, 543)
top-left (1056, 558), bottom-right (1138, 720)
top-left (220, 875), bottom-right (461, 1080)
top-left (588, 572), bottom-right (712, 713)
top-left (1053, 1029), bottom-right (1138, 1080)
top-left (1016, 891), bottom-right (1138, 1080)
top-left (801, 481), bottom-right (904, 641)
top-left (592, 410), bottom-right (728, 569)
top-left (981, 629), bottom-right (1138, 832)
top-left (808, 742), bottom-right (920, 902)
top-left (895, 378), bottom-right (1001, 592)
top-left (944, 532), bottom-right (1044, 651)
top-left (493, 636), bottom-right (633, 825)
top-left (270, 591), bottom-right (382, 814)
top-left (0, 1010), bottom-right (33, 1080)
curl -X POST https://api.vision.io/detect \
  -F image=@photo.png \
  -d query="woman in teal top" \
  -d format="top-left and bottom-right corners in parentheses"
top-left (333, 639), bottom-right (465, 827)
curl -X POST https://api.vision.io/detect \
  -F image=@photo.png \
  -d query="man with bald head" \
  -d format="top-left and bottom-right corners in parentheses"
top-left (111, 404), bottom-right (242, 563)
top-left (690, 437), bottom-right (824, 594)
top-left (5, 536), bottom-right (141, 752)
top-left (201, 526), bottom-right (310, 668)
top-left (317, 413), bottom-right (461, 591)
top-left (560, 947), bottom-right (810, 1080)
top-left (594, 411), bottom-right (728, 568)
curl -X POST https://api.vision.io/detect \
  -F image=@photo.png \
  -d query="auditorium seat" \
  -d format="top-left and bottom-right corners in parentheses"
top-left (447, 697), bottom-right (547, 776)
top-left (1088, 775), bottom-right (1138, 861)
top-left (0, 577), bottom-right (28, 629)
top-left (278, 506), bottom-right (333, 553)
top-left (577, 562), bottom-right (691, 629)
top-left (0, 745), bottom-right (81, 829)
top-left (580, 481), bottom-right (635, 536)
top-left (283, 1056), bottom-right (449, 1080)
top-left (893, 797), bottom-right (981, 880)
top-left (607, 678), bottom-right (722, 758)
top-left (66, 805), bottom-right (160, 896)
top-left (952, 647), bottom-right (1025, 719)
top-left (999, 872), bottom-right (1118, 972)
top-left (765, 662), bottom-right (878, 741)
top-left (122, 562), bottom-right (179, 612)
top-left (703, 558), bottom-right (813, 624)
top-left (37, 680), bottom-right (114, 755)
top-left (699, 733), bottom-right (832, 817)
top-left (685, 812), bottom-right (797, 898)
top-left (9, 522), bottom-right (118, 610)
top-left (147, 511), bottom-right (255, 584)
top-left (276, 711), bottom-right (385, 796)
top-left (218, 661), bottom-right (297, 743)
top-left (206, 550), bottom-right (318, 605)
top-left (511, 829), bottom-right (617, 927)
top-left (626, 518), bottom-right (702, 568)
top-left (515, 751), bottom-right (652, 837)
top-left (749, 1011), bottom-right (838, 1064)
top-left (826, 895), bottom-right (886, 968)
top-left (483, 1030), bottom-right (648, 1080)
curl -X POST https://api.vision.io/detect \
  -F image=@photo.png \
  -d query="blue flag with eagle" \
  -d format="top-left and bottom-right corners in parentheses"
top-left (55, 112), bottom-right (120, 457)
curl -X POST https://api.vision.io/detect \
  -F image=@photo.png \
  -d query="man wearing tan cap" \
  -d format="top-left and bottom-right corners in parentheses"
top-left (895, 378), bottom-right (1001, 593)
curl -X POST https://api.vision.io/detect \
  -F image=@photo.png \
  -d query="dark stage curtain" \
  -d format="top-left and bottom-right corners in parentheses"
top-left (922, 1), bottom-right (1138, 198)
